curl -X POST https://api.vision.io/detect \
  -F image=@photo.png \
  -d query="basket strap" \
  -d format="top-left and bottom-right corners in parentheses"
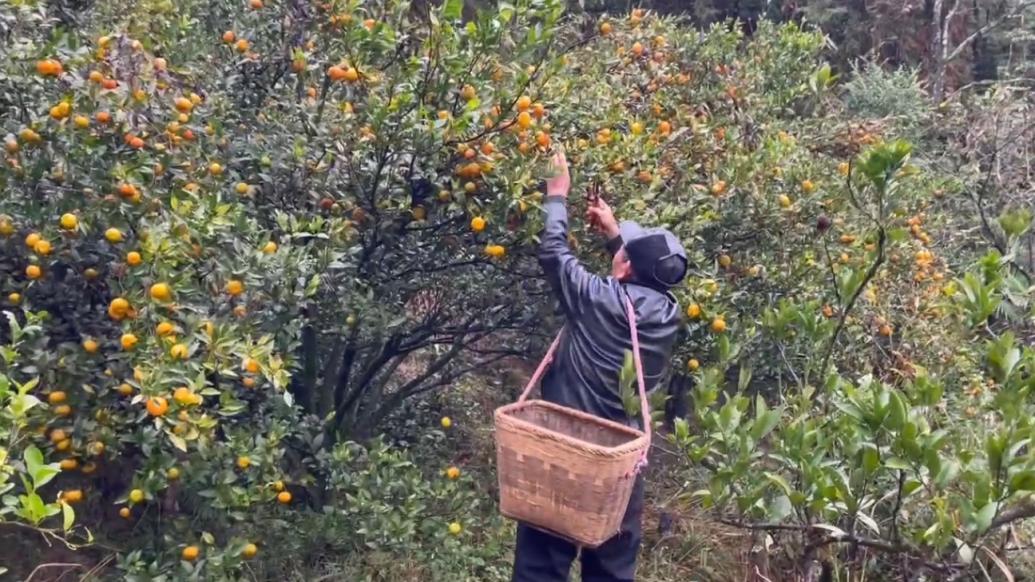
top-left (517, 331), bottom-right (564, 403)
top-left (624, 295), bottom-right (651, 475)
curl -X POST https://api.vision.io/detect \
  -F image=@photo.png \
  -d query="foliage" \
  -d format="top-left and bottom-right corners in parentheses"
top-left (2, 0), bottom-right (1034, 579)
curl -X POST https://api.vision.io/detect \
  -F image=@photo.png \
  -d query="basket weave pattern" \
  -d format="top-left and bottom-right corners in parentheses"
top-left (493, 295), bottom-right (651, 548)
top-left (494, 400), bottom-right (647, 547)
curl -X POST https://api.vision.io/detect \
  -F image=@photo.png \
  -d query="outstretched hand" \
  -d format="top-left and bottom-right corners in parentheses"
top-left (544, 149), bottom-right (571, 198)
top-left (587, 196), bottom-right (620, 240)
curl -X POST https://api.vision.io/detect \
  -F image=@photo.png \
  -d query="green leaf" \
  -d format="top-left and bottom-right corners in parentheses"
top-left (1008, 470), bottom-right (1035, 493)
top-left (751, 410), bottom-right (780, 442)
top-left (764, 472), bottom-right (793, 496)
top-left (168, 433), bottom-right (188, 453)
top-left (974, 502), bottom-right (997, 534)
top-left (442, 0), bottom-right (462, 20)
top-left (62, 500), bottom-right (75, 531)
top-left (24, 446), bottom-right (59, 490)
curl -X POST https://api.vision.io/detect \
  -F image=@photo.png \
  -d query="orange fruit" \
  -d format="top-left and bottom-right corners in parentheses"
top-left (118, 383), bottom-right (134, 397)
top-left (718, 254), bottom-right (732, 269)
top-left (658, 120), bottom-right (672, 136)
top-left (36, 59), bottom-right (63, 77)
top-left (149, 282), bottom-right (172, 301)
top-left (235, 39), bottom-right (250, 53)
top-left (24, 232), bottom-right (41, 248)
top-left (60, 214), bottom-right (78, 230)
top-left (243, 358), bottom-right (261, 374)
top-left (236, 456), bottom-right (251, 470)
top-left (801, 179), bottom-right (816, 194)
top-left (778, 194), bottom-right (792, 208)
top-left (173, 387), bottom-right (195, 406)
top-left (328, 65), bottom-right (347, 81)
top-left (153, 57), bottom-right (167, 71)
top-left (277, 491), bottom-right (292, 504)
top-left (48, 391), bottom-right (67, 405)
top-left (60, 458), bottom-right (79, 471)
top-left (250, 0), bottom-right (263, 8)
top-left (879, 324), bottom-right (893, 337)
top-left (710, 181), bottom-right (727, 197)
top-left (126, 251), bottom-right (142, 266)
top-left (170, 343), bottom-right (189, 360)
top-left (516, 95), bottom-right (532, 112)
top-left (25, 265), bottom-right (42, 280)
top-left (222, 30), bottom-right (236, 43)
top-left (273, 480), bottom-right (285, 492)
top-left (109, 297), bottom-right (130, 318)
top-left (448, 522), bottom-right (462, 535)
top-left (50, 429), bottom-right (68, 443)
top-left (242, 543), bottom-right (258, 559)
top-left (182, 546), bottom-right (200, 561)
top-left (470, 216), bottom-right (486, 233)
top-left (226, 279), bottom-right (244, 296)
top-left (119, 507), bottom-right (131, 519)
top-left (174, 97), bottom-right (193, 113)
top-left (461, 84), bottom-right (476, 101)
top-left (7, 293), bottom-right (21, 305)
top-left (120, 333), bottom-right (138, 350)
top-left (343, 67), bottom-right (359, 82)
top-left (61, 489), bottom-right (83, 504)
top-left (446, 466), bottom-right (460, 480)
top-left (82, 339), bottom-right (99, 353)
top-left (146, 397), bottom-right (169, 417)
top-left (516, 111), bottom-right (532, 129)
top-left (53, 405), bottom-right (72, 417)
top-left (167, 467), bottom-right (181, 480)
top-left (535, 131), bottom-right (550, 148)
top-left (156, 321), bottom-right (175, 336)
top-left (105, 228), bottom-right (124, 243)
top-left (441, 416), bottom-right (452, 428)
top-left (243, 377), bottom-right (256, 389)
top-left (687, 358), bottom-right (700, 371)
top-left (599, 21), bottom-right (612, 35)
top-left (33, 240), bottom-right (52, 255)
top-left (262, 241), bottom-right (277, 254)
top-left (710, 317), bottom-right (727, 334)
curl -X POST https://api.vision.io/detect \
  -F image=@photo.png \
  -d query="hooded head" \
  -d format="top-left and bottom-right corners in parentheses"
top-left (611, 221), bottom-right (688, 291)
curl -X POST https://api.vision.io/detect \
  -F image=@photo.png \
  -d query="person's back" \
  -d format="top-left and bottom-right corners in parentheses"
top-left (512, 151), bottom-right (687, 582)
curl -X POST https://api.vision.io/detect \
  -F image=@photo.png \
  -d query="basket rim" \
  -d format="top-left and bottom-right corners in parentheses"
top-left (494, 399), bottom-right (647, 457)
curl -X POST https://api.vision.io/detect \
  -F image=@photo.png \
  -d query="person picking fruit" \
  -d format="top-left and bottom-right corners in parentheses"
top-left (511, 150), bottom-right (687, 582)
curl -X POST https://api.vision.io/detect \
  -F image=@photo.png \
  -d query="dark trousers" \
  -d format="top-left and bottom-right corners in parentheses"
top-left (512, 476), bottom-right (644, 582)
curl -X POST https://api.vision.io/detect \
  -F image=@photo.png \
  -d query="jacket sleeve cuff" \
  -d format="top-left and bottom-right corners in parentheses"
top-left (605, 235), bottom-right (623, 256)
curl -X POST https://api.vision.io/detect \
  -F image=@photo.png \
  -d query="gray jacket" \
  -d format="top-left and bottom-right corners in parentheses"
top-left (538, 196), bottom-right (681, 425)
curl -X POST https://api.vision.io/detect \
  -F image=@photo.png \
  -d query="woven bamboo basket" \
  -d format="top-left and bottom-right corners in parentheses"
top-left (494, 296), bottom-right (651, 548)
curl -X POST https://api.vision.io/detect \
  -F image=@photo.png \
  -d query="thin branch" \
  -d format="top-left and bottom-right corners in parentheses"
top-left (945, 1), bottom-right (1035, 63)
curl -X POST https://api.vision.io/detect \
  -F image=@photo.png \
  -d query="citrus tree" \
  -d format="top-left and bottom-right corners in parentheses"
top-left (0, 0), bottom-right (577, 575)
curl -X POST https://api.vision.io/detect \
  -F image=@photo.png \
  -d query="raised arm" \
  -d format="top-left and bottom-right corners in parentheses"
top-left (538, 151), bottom-right (605, 316)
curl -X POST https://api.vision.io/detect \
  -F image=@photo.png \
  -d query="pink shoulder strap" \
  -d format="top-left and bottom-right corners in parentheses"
top-left (516, 295), bottom-right (651, 474)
